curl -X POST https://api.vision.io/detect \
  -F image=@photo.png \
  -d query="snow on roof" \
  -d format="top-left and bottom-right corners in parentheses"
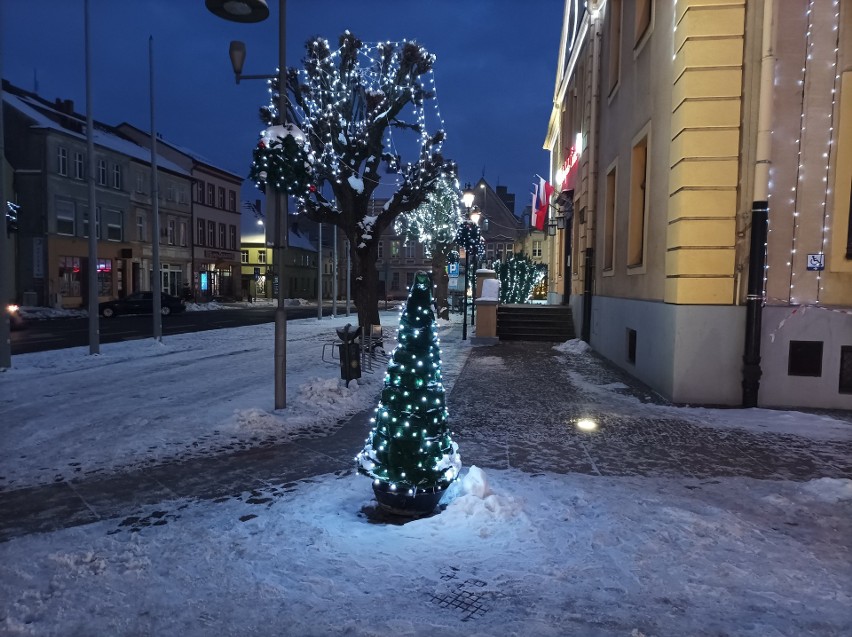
top-left (288, 228), bottom-right (317, 252)
top-left (4, 93), bottom-right (189, 176)
top-left (151, 135), bottom-right (243, 181)
top-left (241, 227), bottom-right (317, 252)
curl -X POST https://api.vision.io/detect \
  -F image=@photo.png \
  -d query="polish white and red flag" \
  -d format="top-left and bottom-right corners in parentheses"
top-left (531, 175), bottom-right (553, 230)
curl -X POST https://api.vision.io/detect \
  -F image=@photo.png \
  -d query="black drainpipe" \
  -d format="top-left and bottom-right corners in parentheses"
top-left (742, 200), bottom-right (768, 407)
top-left (581, 247), bottom-right (594, 342)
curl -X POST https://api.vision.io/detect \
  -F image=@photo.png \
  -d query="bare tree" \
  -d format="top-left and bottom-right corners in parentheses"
top-left (250, 32), bottom-right (449, 329)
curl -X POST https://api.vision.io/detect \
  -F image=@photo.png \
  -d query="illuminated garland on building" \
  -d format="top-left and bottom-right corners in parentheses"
top-left (356, 272), bottom-right (461, 496)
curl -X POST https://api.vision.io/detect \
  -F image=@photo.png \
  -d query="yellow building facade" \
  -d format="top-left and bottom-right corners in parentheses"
top-left (547, 0), bottom-right (851, 408)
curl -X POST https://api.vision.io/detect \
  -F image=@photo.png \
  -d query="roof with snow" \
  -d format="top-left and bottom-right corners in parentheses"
top-left (117, 121), bottom-right (243, 181)
top-left (3, 84), bottom-right (188, 176)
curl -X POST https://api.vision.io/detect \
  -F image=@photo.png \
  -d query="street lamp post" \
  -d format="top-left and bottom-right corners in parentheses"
top-left (460, 185), bottom-right (476, 341)
top-left (207, 0), bottom-right (288, 409)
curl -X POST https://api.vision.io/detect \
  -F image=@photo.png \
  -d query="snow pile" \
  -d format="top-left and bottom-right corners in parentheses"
top-left (476, 278), bottom-right (500, 301)
top-left (0, 312), bottom-right (468, 489)
top-left (800, 477), bottom-right (852, 503)
top-left (1, 469), bottom-right (849, 636)
top-left (553, 338), bottom-right (591, 355)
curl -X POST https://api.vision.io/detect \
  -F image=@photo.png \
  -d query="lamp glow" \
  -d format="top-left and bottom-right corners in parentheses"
top-left (576, 418), bottom-right (598, 431)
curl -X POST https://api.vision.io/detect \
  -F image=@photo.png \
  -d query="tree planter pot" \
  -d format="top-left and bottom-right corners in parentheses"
top-left (372, 482), bottom-right (442, 517)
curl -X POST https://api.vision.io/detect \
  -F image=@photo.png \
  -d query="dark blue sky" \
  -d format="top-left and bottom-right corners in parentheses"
top-left (3, 0), bottom-right (563, 224)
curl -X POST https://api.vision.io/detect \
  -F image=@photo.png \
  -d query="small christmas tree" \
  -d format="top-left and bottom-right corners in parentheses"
top-left (356, 271), bottom-right (461, 513)
top-left (495, 252), bottom-right (547, 304)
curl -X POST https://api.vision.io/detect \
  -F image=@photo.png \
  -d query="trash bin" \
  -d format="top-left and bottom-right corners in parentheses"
top-left (336, 324), bottom-right (361, 386)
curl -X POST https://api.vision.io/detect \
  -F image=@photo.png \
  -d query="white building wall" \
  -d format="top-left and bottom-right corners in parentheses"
top-left (760, 307), bottom-right (852, 410)
top-left (591, 295), bottom-right (745, 405)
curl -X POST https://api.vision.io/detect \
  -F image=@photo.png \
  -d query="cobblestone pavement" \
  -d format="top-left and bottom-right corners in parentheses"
top-left (1, 338), bottom-right (849, 544)
top-left (447, 342), bottom-right (852, 481)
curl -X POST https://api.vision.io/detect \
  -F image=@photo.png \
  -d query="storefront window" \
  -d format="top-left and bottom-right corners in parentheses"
top-left (97, 259), bottom-right (112, 296)
top-left (59, 256), bottom-right (82, 297)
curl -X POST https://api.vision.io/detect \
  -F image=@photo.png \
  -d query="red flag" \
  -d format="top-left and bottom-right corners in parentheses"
top-left (531, 176), bottom-right (552, 230)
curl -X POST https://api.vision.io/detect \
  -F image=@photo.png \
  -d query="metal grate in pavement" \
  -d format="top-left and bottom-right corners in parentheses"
top-left (432, 568), bottom-right (490, 621)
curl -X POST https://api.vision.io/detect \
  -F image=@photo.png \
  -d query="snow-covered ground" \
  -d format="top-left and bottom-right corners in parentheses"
top-left (1, 312), bottom-right (850, 636)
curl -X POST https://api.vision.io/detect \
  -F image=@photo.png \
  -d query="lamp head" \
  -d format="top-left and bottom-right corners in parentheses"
top-left (461, 184), bottom-right (475, 210)
top-left (229, 41), bottom-right (247, 76)
top-left (205, 0), bottom-right (269, 23)
top-left (469, 206), bottom-right (482, 226)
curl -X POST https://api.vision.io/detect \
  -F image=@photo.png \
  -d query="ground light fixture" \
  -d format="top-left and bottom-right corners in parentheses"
top-left (575, 418), bottom-right (598, 432)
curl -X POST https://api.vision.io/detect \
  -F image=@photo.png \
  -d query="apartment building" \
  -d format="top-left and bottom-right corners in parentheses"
top-left (118, 124), bottom-right (243, 300)
top-left (2, 81), bottom-right (190, 307)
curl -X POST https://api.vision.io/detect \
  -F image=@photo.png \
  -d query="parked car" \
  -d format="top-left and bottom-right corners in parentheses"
top-left (99, 292), bottom-right (186, 318)
top-left (6, 303), bottom-right (25, 330)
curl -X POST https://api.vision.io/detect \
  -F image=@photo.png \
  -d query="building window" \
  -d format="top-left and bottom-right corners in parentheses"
top-left (168, 219), bottom-right (176, 245)
top-left (74, 152), bottom-right (84, 180)
top-left (229, 225), bottom-right (236, 250)
top-left (532, 240), bottom-right (542, 258)
top-left (137, 212), bottom-right (146, 241)
top-left (56, 199), bottom-right (76, 235)
top-left (112, 164), bottom-right (122, 190)
top-left (98, 159), bottom-right (107, 186)
top-left (58, 256), bottom-right (82, 296)
top-left (405, 243), bottom-right (415, 258)
top-left (607, 0), bottom-right (622, 95)
top-left (390, 240), bottom-right (400, 257)
top-left (196, 181), bottom-right (205, 203)
top-left (496, 243), bottom-right (505, 262)
top-left (391, 271), bottom-right (400, 290)
top-left (635, 0), bottom-right (652, 46)
top-left (840, 346), bottom-right (852, 394)
top-left (218, 223), bottom-right (226, 248)
top-left (197, 219), bottom-right (205, 246)
top-left (628, 134), bottom-right (648, 268)
top-left (406, 272), bottom-right (414, 289)
top-left (506, 244), bottom-right (514, 258)
top-left (241, 250), bottom-right (249, 264)
top-left (258, 250), bottom-right (266, 264)
top-left (627, 328), bottom-right (637, 364)
top-left (180, 221), bottom-right (187, 247)
top-left (83, 207), bottom-right (101, 239)
top-left (57, 146), bottom-right (68, 176)
top-left (788, 341), bottom-right (823, 377)
top-left (97, 259), bottom-right (112, 296)
top-left (207, 220), bottom-right (215, 246)
top-left (136, 171), bottom-right (145, 193)
top-left (105, 209), bottom-right (123, 241)
top-left (218, 187), bottom-right (226, 209)
top-left (604, 163), bottom-right (617, 271)
top-left (167, 183), bottom-right (176, 201)
top-left (179, 187), bottom-right (188, 204)
top-left (228, 190), bottom-right (237, 212)
top-left (378, 241), bottom-right (384, 259)
top-left (207, 183), bottom-right (215, 206)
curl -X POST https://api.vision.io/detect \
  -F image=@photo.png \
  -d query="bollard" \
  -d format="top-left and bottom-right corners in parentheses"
top-left (336, 324), bottom-right (361, 386)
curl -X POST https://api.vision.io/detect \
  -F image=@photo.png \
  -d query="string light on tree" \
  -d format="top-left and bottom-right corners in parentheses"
top-left (394, 174), bottom-right (465, 319)
top-left (494, 252), bottom-right (547, 304)
top-left (247, 32), bottom-right (451, 330)
top-left (356, 271), bottom-right (461, 515)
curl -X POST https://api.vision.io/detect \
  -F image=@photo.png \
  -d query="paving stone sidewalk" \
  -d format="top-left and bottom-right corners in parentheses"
top-left (1, 337), bottom-right (850, 543)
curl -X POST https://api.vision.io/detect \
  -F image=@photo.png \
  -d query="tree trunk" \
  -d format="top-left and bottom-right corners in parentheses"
top-left (431, 249), bottom-right (450, 320)
top-left (352, 250), bottom-right (381, 330)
